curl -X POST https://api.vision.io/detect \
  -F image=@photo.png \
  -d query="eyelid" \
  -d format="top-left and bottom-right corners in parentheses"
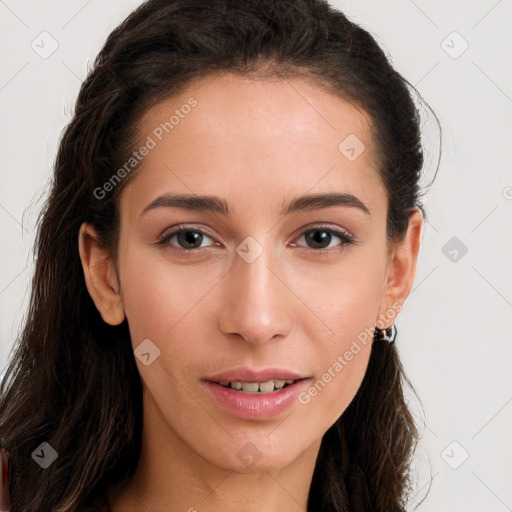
top-left (292, 223), bottom-right (353, 242)
top-left (158, 223), bottom-right (216, 237)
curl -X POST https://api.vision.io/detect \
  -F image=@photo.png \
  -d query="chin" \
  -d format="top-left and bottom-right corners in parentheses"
top-left (204, 437), bottom-right (307, 474)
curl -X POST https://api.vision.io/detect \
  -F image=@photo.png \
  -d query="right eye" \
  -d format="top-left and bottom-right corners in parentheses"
top-left (157, 226), bottom-right (218, 253)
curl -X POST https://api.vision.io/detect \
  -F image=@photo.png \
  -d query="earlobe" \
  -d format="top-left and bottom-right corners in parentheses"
top-left (377, 207), bottom-right (424, 325)
top-left (78, 222), bottom-right (126, 326)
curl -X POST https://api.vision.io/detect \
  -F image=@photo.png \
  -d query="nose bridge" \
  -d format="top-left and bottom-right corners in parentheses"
top-left (218, 235), bottom-right (293, 344)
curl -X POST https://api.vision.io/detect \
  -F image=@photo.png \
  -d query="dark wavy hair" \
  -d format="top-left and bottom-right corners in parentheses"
top-left (0, 0), bottom-right (439, 510)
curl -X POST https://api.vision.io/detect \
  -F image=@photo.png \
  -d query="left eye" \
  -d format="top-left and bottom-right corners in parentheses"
top-left (295, 228), bottom-right (353, 250)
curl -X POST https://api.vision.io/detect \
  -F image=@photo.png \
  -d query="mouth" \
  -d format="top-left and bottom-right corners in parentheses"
top-left (203, 366), bottom-right (310, 395)
top-left (212, 378), bottom-right (303, 394)
top-left (201, 373), bottom-right (312, 420)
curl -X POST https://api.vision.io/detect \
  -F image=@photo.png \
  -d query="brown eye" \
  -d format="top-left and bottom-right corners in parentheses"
top-left (304, 230), bottom-right (333, 249)
top-left (175, 231), bottom-right (208, 249)
top-left (296, 227), bottom-right (353, 251)
top-left (157, 227), bottom-right (216, 252)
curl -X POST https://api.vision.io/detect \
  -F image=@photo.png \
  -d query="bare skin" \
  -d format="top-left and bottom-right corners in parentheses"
top-left (78, 72), bottom-right (423, 512)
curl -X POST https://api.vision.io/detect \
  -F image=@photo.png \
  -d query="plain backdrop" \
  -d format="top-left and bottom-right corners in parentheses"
top-left (1, 1), bottom-right (511, 510)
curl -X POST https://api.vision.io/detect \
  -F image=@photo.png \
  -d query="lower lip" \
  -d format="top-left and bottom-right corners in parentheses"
top-left (201, 379), bottom-right (312, 420)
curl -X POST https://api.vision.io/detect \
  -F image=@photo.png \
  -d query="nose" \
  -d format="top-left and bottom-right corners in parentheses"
top-left (218, 242), bottom-right (294, 345)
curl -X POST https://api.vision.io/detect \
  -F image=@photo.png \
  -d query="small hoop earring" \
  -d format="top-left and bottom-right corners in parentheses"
top-left (375, 324), bottom-right (397, 343)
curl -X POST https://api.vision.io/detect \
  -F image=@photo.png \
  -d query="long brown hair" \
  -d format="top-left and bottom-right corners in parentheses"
top-left (0, 0), bottom-right (438, 510)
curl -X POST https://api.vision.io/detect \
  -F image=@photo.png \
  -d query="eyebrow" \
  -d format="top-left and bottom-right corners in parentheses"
top-left (141, 191), bottom-right (371, 217)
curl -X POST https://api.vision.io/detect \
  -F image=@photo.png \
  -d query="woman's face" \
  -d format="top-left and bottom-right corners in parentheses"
top-left (112, 72), bottom-right (398, 472)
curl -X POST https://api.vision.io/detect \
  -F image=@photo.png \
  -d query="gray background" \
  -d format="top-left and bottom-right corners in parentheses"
top-left (1, 1), bottom-right (511, 510)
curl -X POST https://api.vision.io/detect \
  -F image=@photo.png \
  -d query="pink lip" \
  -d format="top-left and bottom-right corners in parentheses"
top-left (201, 366), bottom-right (312, 420)
top-left (201, 380), bottom-right (311, 420)
top-left (204, 366), bottom-right (307, 383)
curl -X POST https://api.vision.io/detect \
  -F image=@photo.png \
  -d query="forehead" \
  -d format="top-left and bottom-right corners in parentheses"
top-left (123, 72), bottom-right (386, 217)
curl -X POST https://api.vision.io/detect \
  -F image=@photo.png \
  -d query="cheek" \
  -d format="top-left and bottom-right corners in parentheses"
top-left (296, 254), bottom-right (386, 424)
top-left (298, 246), bottom-right (386, 347)
top-left (116, 247), bottom-right (227, 401)
top-left (117, 246), bottom-right (224, 345)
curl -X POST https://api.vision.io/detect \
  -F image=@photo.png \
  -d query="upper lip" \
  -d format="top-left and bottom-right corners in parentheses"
top-left (204, 366), bottom-right (308, 383)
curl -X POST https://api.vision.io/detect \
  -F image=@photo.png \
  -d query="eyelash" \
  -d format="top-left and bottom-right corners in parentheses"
top-left (156, 224), bottom-right (355, 256)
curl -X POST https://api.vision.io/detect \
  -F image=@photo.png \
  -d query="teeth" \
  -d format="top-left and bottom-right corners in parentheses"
top-left (258, 379), bottom-right (275, 393)
top-left (241, 382), bottom-right (259, 393)
top-left (218, 379), bottom-right (296, 393)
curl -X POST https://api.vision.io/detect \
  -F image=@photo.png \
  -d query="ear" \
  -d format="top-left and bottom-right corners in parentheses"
top-left (78, 222), bottom-right (125, 326)
top-left (376, 207), bottom-right (424, 327)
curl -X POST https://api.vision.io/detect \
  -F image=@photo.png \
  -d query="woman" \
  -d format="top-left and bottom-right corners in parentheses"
top-left (0, 0), bottom-right (438, 510)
